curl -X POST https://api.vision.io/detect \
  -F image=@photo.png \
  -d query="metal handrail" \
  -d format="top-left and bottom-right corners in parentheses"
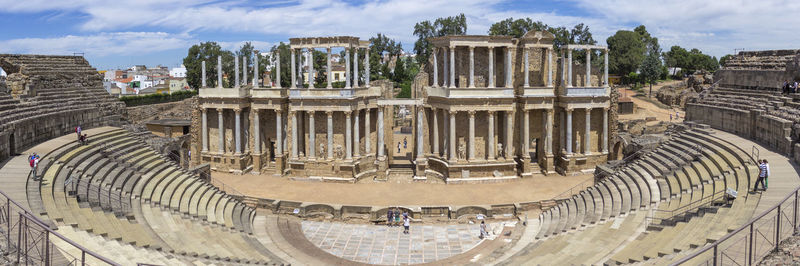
top-left (0, 187), bottom-right (119, 265)
top-left (671, 185), bottom-right (800, 265)
top-left (553, 177), bottom-right (596, 201)
top-left (646, 190), bottom-right (726, 226)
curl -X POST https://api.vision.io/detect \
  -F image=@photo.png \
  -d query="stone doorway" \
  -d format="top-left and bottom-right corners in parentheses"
top-left (388, 104), bottom-right (414, 167)
top-left (8, 133), bottom-right (15, 156)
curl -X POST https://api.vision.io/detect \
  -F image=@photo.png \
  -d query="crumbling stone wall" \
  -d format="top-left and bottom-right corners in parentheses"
top-left (656, 82), bottom-right (698, 107)
top-left (126, 97), bottom-right (196, 125)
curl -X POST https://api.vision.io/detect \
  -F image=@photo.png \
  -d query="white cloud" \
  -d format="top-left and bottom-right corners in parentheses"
top-left (0, 32), bottom-right (194, 56)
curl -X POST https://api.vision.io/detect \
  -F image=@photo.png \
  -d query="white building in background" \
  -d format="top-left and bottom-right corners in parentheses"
top-left (170, 65), bottom-right (187, 78)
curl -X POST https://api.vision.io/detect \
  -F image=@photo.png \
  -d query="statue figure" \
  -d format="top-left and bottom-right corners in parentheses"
top-left (531, 138), bottom-right (538, 160)
top-left (334, 144), bottom-right (344, 159)
top-left (319, 143), bottom-right (326, 159)
top-left (226, 134), bottom-right (233, 153)
top-left (497, 143), bottom-right (504, 158)
top-left (458, 140), bottom-right (466, 160)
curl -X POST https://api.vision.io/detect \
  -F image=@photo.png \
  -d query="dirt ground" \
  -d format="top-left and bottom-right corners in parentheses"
top-left (213, 172), bottom-right (593, 206)
top-left (618, 80), bottom-right (686, 124)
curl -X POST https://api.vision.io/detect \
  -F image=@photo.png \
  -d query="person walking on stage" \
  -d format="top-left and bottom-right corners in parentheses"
top-left (754, 159), bottom-right (767, 192)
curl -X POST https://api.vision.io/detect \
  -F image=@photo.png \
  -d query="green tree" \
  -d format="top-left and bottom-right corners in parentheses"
top-left (369, 33), bottom-right (403, 80)
top-left (606, 30), bottom-right (645, 77)
top-left (488, 17), bottom-right (548, 38)
top-left (268, 42), bottom-right (292, 87)
top-left (663, 45), bottom-right (690, 74)
top-left (634, 25), bottom-right (659, 54)
top-left (183, 42), bottom-right (234, 89)
top-left (719, 54), bottom-right (734, 67)
top-left (413, 14), bottom-right (467, 66)
top-left (640, 49), bottom-right (662, 96)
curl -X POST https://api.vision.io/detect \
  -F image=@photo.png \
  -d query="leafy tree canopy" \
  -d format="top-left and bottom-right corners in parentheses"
top-left (413, 14), bottom-right (467, 66)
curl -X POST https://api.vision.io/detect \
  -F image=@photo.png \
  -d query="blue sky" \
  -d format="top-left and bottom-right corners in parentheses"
top-left (1, 0), bottom-right (797, 71)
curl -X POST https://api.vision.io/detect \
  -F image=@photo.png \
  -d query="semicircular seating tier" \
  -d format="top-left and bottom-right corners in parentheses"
top-left (32, 129), bottom-right (287, 265)
top-left (493, 127), bottom-right (760, 265)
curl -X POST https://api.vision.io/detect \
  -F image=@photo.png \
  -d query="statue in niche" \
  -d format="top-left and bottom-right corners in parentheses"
top-left (575, 140), bottom-right (581, 155)
top-left (458, 140), bottom-right (466, 160)
top-left (319, 143), bottom-right (326, 159)
top-left (226, 134), bottom-right (233, 153)
top-left (531, 138), bottom-right (538, 160)
top-left (334, 144), bottom-right (344, 159)
top-left (497, 143), bottom-right (504, 158)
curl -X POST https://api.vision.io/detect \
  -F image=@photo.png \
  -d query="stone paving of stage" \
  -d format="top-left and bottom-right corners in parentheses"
top-left (301, 221), bottom-right (486, 264)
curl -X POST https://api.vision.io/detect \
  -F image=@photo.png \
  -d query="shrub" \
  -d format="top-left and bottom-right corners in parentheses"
top-left (120, 90), bottom-right (197, 107)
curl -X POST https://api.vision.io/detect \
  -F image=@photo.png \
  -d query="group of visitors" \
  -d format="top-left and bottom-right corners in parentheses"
top-left (76, 125), bottom-right (88, 145)
top-left (754, 159), bottom-right (771, 192)
top-left (397, 137), bottom-right (408, 153)
top-left (386, 208), bottom-right (411, 234)
top-left (783, 80), bottom-right (799, 94)
top-left (28, 153), bottom-right (40, 180)
top-left (669, 111), bottom-right (680, 122)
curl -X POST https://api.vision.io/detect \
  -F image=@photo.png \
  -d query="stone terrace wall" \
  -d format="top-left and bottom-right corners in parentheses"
top-left (686, 103), bottom-right (793, 155)
top-left (715, 49), bottom-right (800, 90)
top-left (0, 54), bottom-right (126, 162)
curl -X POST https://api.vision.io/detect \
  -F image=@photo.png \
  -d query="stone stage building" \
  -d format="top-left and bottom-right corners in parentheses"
top-left (193, 31), bottom-right (614, 182)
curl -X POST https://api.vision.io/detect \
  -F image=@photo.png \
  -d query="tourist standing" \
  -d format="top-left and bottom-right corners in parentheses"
top-left (397, 142), bottom-right (401, 153)
top-left (670, 113), bottom-right (673, 122)
top-left (394, 208), bottom-right (401, 226)
top-left (75, 125), bottom-right (82, 141)
top-left (403, 137), bottom-right (407, 149)
top-left (754, 159), bottom-right (767, 191)
top-left (764, 159), bottom-right (770, 189)
top-left (387, 209), bottom-right (394, 227)
top-left (480, 220), bottom-right (487, 239)
top-left (403, 216), bottom-right (410, 234)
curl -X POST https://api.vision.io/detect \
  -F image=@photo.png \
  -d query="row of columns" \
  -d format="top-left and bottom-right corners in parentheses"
top-left (522, 47), bottom-right (554, 88)
top-left (202, 52), bottom-right (263, 88)
top-left (431, 46), bottom-right (513, 88)
top-left (428, 109), bottom-right (514, 162)
top-left (288, 108), bottom-right (382, 161)
top-left (289, 47), bottom-right (370, 89)
top-left (200, 108), bottom-right (247, 155)
top-left (564, 48), bottom-right (610, 87)
top-left (561, 107), bottom-right (609, 156)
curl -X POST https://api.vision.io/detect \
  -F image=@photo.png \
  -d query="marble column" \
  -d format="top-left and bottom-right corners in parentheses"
top-left (449, 46), bottom-right (456, 88)
top-left (546, 109), bottom-right (554, 156)
top-left (327, 47), bottom-right (333, 88)
top-left (298, 50), bottom-right (304, 88)
top-left (353, 48), bottom-right (359, 87)
top-left (560, 111), bottom-right (565, 153)
top-left (235, 56), bottom-right (240, 88)
top-left (602, 107), bottom-right (609, 153)
top-left (365, 109), bottom-right (371, 154)
top-left (201, 61), bottom-right (206, 87)
top-left (505, 111), bottom-right (512, 159)
top-left (378, 107), bottom-right (385, 157)
top-left (449, 110), bottom-right (457, 162)
top-left (432, 108), bottom-right (439, 156)
top-left (354, 110), bottom-right (360, 157)
top-left (416, 108), bottom-right (424, 160)
top-left (234, 108), bottom-right (242, 154)
top-left (566, 108), bottom-right (573, 155)
top-left (586, 49), bottom-right (591, 86)
top-left (468, 46), bottom-right (475, 88)
top-left (243, 56), bottom-right (247, 86)
top-left (547, 48), bottom-right (553, 87)
top-left (217, 108), bottom-right (224, 153)
top-left (254, 109), bottom-right (260, 154)
top-left (217, 56), bottom-right (223, 88)
top-left (345, 48), bottom-right (351, 89)
top-left (365, 49), bottom-right (371, 87)
top-left (523, 48), bottom-right (530, 87)
top-left (567, 49), bottom-right (573, 87)
top-left (308, 111), bottom-right (316, 159)
top-left (468, 111), bottom-right (475, 161)
top-left (488, 46), bottom-right (495, 88)
top-left (291, 111), bottom-right (298, 158)
top-left (433, 47), bottom-right (439, 87)
top-left (443, 110), bottom-right (449, 158)
top-left (505, 47), bottom-right (512, 88)
top-left (584, 108), bottom-right (591, 155)
top-left (276, 110), bottom-right (283, 156)
top-left (443, 47), bottom-right (449, 88)
top-left (604, 50), bottom-right (609, 86)
top-left (201, 109), bottom-right (208, 152)
top-left (264, 51), bottom-right (269, 87)
top-left (487, 111), bottom-right (495, 160)
top-left (523, 109), bottom-right (530, 159)
top-left (308, 48), bottom-right (315, 89)
top-left (290, 49), bottom-right (297, 89)
top-left (345, 111), bottom-right (352, 160)
top-left (327, 111), bottom-right (333, 159)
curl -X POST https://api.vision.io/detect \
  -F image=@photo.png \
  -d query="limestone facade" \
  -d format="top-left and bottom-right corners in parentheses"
top-left (194, 32), bottom-right (614, 182)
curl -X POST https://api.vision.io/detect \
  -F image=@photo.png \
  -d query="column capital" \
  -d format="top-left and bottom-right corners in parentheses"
top-left (468, 46), bottom-right (475, 50)
top-left (344, 110), bottom-right (352, 116)
top-left (603, 107), bottom-right (610, 112)
top-left (468, 110), bottom-right (476, 117)
top-left (449, 110), bottom-right (457, 115)
top-left (487, 45), bottom-right (494, 49)
top-left (308, 110), bottom-right (316, 115)
top-left (547, 108), bottom-right (554, 114)
top-left (449, 45), bottom-right (456, 49)
top-left (275, 109), bottom-right (283, 114)
top-left (585, 107), bottom-right (593, 112)
top-left (201, 108), bottom-right (207, 114)
top-left (216, 107), bottom-right (224, 112)
top-left (487, 110), bottom-right (495, 115)
top-left (326, 110), bottom-right (333, 117)
top-left (288, 110), bottom-right (296, 116)
top-left (234, 108), bottom-right (242, 113)
top-left (565, 107), bottom-right (573, 113)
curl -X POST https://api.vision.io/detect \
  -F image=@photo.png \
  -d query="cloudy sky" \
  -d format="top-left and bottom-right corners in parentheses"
top-left (1, 0), bottom-right (797, 70)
